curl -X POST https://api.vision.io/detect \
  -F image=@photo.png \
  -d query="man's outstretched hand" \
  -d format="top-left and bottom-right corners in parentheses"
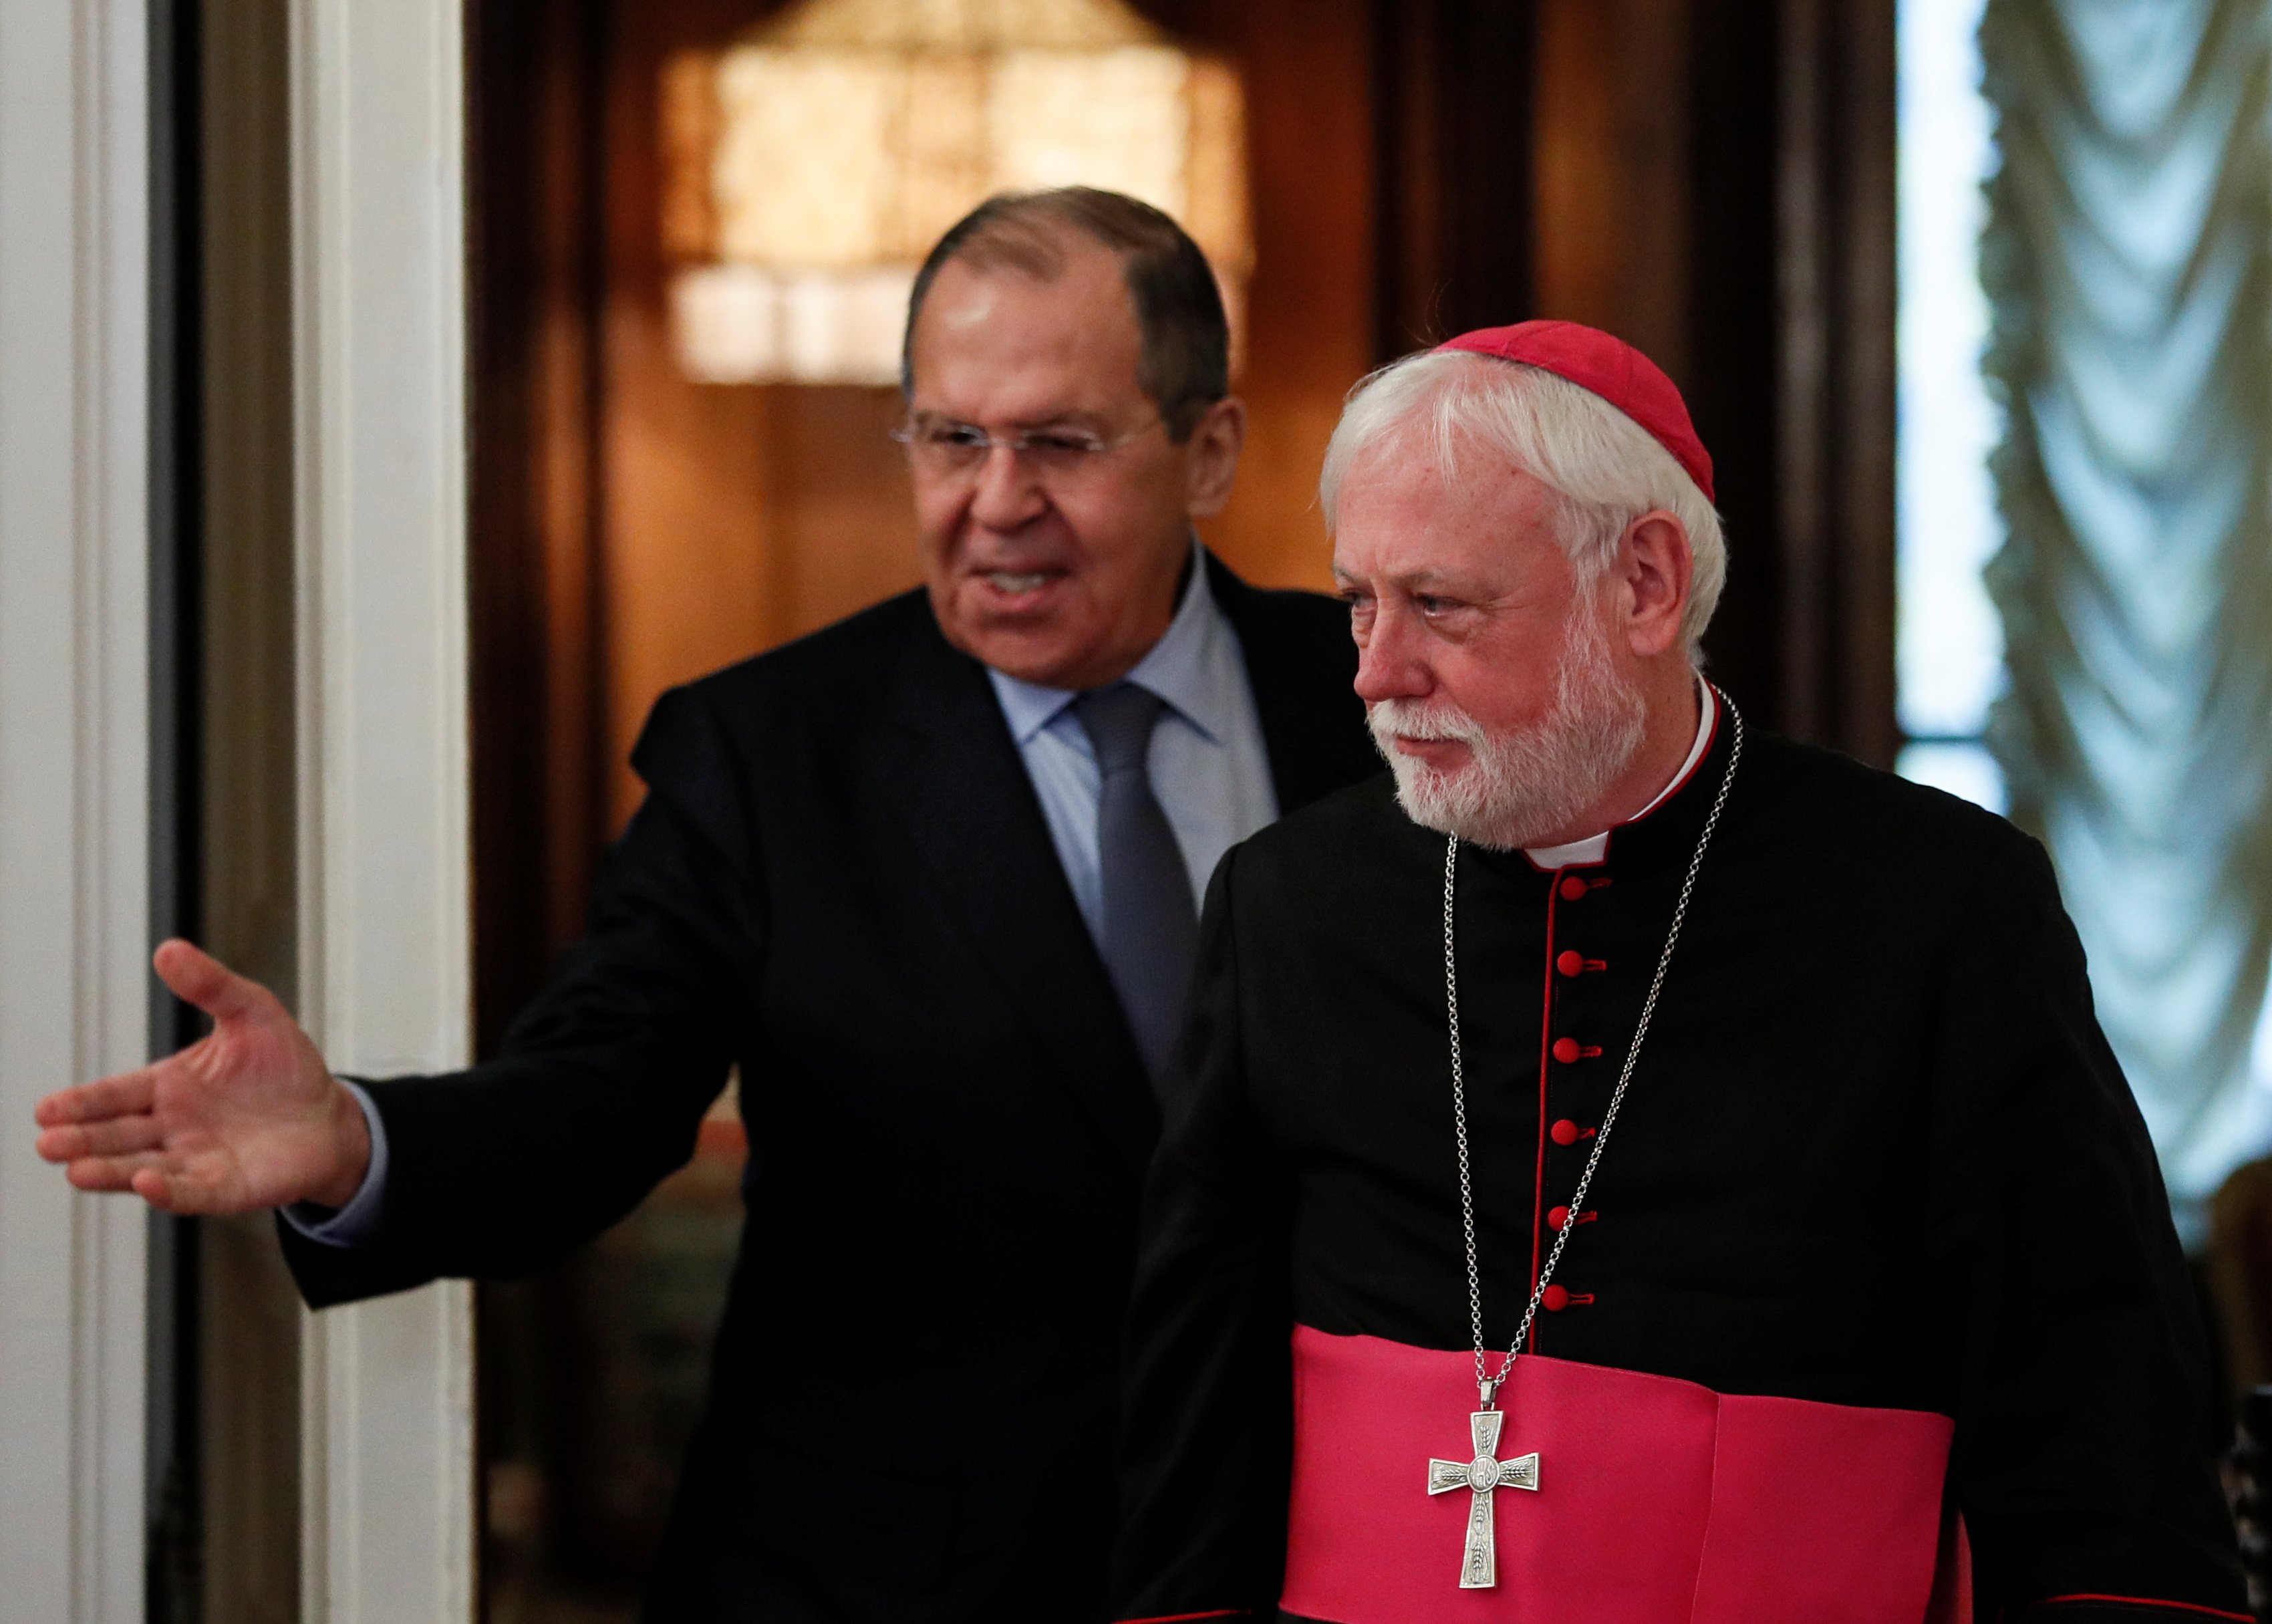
top-left (33, 940), bottom-right (370, 1214)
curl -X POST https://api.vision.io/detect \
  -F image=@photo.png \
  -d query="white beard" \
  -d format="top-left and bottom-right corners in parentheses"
top-left (1368, 604), bottom-right (1649, 851)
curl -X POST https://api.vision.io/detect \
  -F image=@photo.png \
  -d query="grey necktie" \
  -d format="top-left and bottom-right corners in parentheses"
top-left (1073, 682), bottom-right (1201, 1083)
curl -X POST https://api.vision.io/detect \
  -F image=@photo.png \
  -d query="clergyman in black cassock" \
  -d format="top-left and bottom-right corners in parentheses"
top-left (1107, 323), bottom-right (2244, 1624)
top-left (1111, 704), bottom-right (2241, 1623)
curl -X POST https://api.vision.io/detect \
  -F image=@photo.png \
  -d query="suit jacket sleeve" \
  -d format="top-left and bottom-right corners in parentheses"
top-left (1933, 831), bottom-right (2245, 1618)
top-left (1110, 848), bottom-right (1294, 1622)
top-left (279, 684), bottom-right (762, 1307)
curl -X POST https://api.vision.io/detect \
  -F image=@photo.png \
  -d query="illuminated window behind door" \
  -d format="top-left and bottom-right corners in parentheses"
top-left (1895, 0), bottom-right (2005, 811)
top-left (1894, 0), bottom-right (2272, 1230)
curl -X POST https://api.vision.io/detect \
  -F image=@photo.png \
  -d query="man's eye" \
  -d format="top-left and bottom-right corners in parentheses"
top-left (1415, 595), bottom-right (1448, 616)
top-left (1024, 432), bottom-right (1100, 460)
top-left (928, 424), bottom-right (989, 450)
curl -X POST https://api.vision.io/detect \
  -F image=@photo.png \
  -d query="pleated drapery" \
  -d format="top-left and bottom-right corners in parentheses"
top-left (1980, 0), bottom-right (2272, 1228)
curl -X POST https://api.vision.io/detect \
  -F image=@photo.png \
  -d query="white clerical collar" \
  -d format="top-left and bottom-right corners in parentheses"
top-left (1522, 679), bottom-right (1718, 869)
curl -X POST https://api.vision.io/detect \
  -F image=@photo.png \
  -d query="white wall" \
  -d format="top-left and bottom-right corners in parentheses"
top-left (0, 0), bottom-right (152, 1618)
top-left (290, 2), bottom-right (478, 1620)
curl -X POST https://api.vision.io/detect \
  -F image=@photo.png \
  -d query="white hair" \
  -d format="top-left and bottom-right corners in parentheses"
top-left (1367, 591), bottom-right (1647, 849)
top-left (1318, 350), bottom-right (1727, 654)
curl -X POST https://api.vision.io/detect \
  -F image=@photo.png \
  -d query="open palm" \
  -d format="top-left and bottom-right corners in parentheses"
top-left (33, 939), bottom-right (368, 1214)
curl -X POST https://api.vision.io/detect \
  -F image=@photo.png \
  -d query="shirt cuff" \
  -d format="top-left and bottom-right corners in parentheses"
top-left (279, 1079), bottom-right (390, 1248)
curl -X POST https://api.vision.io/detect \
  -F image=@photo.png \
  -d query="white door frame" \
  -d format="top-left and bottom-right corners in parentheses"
top-left (0, 0), bottom-right (152, 1619)
top-left (0, 3), bottom-right (478, 1617)
top-left (289, 3), bottom-right (477, 1620)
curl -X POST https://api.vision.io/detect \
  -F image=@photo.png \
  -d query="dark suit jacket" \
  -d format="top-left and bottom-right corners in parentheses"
top-left (279, 553), bottom-right (1379, 1623)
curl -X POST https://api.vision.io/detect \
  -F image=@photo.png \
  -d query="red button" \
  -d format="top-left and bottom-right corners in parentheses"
top-left (1542, 1284), bottom-right (1571, 1311)
top-left (1547, 1204), bottom-right (1570, 1228)
top-left (1556, 950), bottom-right (1584, 977)
top-left (1558, 875), bottom-right (1588, 902)
top-left (1552, 1037), bottom-right (1582, 1064)
top-left (1550, 1118), bottom-right (1581, 1146)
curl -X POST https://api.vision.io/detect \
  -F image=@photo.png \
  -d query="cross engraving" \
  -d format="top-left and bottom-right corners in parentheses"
top-left (1425, 1409), bottom-right (1540, 1589)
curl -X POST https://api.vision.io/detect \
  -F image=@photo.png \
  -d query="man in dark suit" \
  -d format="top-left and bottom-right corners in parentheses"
top-left (33, 189), bottom-right (1378, 1621)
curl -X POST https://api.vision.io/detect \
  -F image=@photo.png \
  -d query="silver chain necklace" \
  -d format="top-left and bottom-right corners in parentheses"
top-left (1424, 696), bottom-right (1743, 1591)
top-left (1446, 696), bottom-right (1743, 1403)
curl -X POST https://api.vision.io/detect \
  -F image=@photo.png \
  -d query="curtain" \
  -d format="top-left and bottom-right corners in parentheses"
top-left (1979, 0), bottom-right (2272, 1234)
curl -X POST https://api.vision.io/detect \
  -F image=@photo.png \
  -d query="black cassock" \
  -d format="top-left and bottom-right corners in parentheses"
top-left (1110, 700), bottom-right (2244, 1624)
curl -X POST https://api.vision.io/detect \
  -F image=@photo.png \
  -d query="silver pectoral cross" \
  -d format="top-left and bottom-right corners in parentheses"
top-left (1425, 1408), bottom-right (1540, 1589)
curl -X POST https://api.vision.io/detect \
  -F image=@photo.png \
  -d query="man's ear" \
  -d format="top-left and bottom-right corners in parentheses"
top-left (1183, 396), bottom-right (1248, 519)
top-left (1619, 511), bottom-right (1694, 659)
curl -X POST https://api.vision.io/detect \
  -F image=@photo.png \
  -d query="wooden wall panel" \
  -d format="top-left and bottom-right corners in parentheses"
top-left (1533, 0), bottom-right (1690, 380)
top-left (192, 0), bottom-right (306, 1612)
top-left (596, 0), bottom-right (781, 832)
top-left (1681, 0), bottom-right (1786, 733)
top-left (1524, 0), bottom-right (1894, 761)
top-left (1147, 0), bottom-right (1378, 593)
top-left (758, 388), bottom-right (921, 635)
top-left (1371, 0), bottom-right (1538, 352)
top-left (1774, 0), bottom-right (1897, 764)
top-left (597, 303), bottom-right (775, 829)
top-left (470, 0), bottom-right (608, 1048)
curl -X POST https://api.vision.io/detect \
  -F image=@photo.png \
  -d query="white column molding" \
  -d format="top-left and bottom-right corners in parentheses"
top-left (289, 2), bottom-right (476, 1621)
top-left (0, 0), bottom-right (151, 1619)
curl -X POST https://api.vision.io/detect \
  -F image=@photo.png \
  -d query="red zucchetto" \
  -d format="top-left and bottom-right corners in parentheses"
top-left (1437, 319), bottom-right (1715, 504)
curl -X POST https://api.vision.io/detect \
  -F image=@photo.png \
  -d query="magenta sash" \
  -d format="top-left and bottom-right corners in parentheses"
top-left (1281, 1326), bottom-right (1961, 1624)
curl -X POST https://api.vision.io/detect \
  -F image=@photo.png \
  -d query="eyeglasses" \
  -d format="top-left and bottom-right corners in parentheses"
top-left (889, 413), bottom-right (1163, 481)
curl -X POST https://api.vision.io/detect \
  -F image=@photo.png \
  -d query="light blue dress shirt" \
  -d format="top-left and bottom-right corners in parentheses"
top-left (987, 543), bottom-right (1278, 932)
top-left (293, 542), bottom-right (1279, 1248)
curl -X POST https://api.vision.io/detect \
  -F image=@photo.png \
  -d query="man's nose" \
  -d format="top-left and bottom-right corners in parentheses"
top-left (1353, 609), bottom-right (1431, 705)
top-left (966, 444), bottom-right (1049, 532)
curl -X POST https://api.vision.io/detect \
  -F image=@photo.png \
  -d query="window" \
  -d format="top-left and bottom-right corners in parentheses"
top-left (1894, 0), bottom-right (2005, 812)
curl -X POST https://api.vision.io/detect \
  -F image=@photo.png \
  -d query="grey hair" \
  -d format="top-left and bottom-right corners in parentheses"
top-left (1318, 350), bottom-right (1727, 654)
